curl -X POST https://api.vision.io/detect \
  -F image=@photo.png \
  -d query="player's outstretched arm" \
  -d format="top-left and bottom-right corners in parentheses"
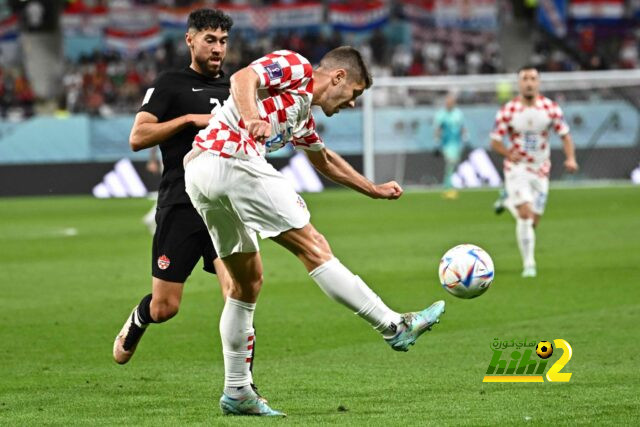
top-left (129, 111), bottom-right (211, 152)
top-left (306, 148), bottom-right (403, 200)
top-left (561, 134), bottom-right (578, 173)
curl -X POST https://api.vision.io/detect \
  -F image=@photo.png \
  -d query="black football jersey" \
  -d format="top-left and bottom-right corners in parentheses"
top-left (139, 67), bottom-right (230, 207)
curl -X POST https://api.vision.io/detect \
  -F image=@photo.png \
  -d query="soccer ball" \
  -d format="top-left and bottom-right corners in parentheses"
top-left (438, 244), bottom-right (494, 299)
top-left (536, 341), bottom-right (554, 359)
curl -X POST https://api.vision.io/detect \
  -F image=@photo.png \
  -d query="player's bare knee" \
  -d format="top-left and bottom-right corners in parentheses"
top-left (151, 299), bottom-right (180, 322)
top-left (275, 226), bottom-right (332, 270)
top-left (248, 274), bottom-right (263, 294)
top-left (313, 230), bottom-right (332, 255)
top-left (230, 274), bottom-right (262, 301)
top-left (300, 238), bottom-right (333, 270)
top-left (517, 205), bottom-right (534, 221)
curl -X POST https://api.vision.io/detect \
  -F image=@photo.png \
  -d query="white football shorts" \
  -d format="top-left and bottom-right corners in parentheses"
top-left (504, 164), bottom-right (549, 215)
top-left (184, 151), bottom-right (310, 258)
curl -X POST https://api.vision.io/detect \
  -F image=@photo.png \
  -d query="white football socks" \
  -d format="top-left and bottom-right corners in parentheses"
top-left (516, 217), bottom-right (536, 269)
top-left (309, 258), bottom-right (402, 338)
top-left (220, 297), bottom-right (256, 398)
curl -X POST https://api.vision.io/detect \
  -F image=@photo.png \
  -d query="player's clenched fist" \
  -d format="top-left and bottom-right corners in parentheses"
top-left (564, 158), bottom-right (579, 173)
top-left (245, 119), bottom-right (271, 142)
top-left (373, 181), bottom-right (403, 200)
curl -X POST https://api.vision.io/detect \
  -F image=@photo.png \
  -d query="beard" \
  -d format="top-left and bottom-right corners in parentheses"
top-left (196, 55), bottom-right (224, 77)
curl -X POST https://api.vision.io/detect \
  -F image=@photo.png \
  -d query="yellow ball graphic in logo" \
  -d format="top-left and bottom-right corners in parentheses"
top-left (536, 341), bottom-right (554, 359)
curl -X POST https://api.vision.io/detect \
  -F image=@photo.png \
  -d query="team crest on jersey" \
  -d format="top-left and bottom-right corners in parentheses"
top-left (265, 63), bottom-right (283, 80)
top-left (157, 255), bottom-right (171, 270)
top-left (296, 195), bottom-right (307, 212)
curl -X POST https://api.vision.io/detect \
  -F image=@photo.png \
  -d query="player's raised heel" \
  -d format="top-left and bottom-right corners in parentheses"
top-left (219, 393), bottom-right (286, 417)
top-left (113, 307), bottom-right (147, 364)
top-left (385, 300), bottom-right (445, 352)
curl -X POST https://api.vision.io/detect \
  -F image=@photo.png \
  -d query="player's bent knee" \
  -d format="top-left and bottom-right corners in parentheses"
top-left (273, 225), bottom-right (333, 271)
top-left (151, 299), bottom-right (180, 322)
top-left (228, 274), bottom-right (262, 301)
top-left (516, 205), bottom-right (534, 220)
top-left (302, 242), bottom-right (333, 270)
top-left (313, 230), bottom-right (332, 255)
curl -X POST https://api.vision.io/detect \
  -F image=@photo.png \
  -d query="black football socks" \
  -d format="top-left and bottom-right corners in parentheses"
top-left (135, 293), bottom-right (156, 326)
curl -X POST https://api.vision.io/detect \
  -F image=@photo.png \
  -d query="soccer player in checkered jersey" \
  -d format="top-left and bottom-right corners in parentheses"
top-left (113, 9), bottom-right (262, 394)
top-left (490, 65), bottom-right (578, 278)
top-left (183, 47), bottom-right (446, 416)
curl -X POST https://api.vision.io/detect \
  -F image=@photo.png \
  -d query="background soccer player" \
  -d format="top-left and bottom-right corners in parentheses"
top-left (490, 65), bottom-right (578, 278)
top-left (142, 146), bottom-right (161, 234)
top-left (434, 92), bottom-right (467, 199)
top-left (183, 47), bottom-right (446, 416)
top-left (113, 9), bottom-right (247, 373)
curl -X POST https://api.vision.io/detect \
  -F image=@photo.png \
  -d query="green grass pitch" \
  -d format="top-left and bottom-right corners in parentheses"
top-left (1, 186), bottom-right (639, 425)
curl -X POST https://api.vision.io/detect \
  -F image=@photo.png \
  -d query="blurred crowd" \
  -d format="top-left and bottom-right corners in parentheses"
top-left (0, 0), bottom-right (636, 118)
top-left (59, 27), bottom-right (636, 117)
top-left (61, 45), bottom-right (173, 117)
top-left (395, 27), bottom-right (500, 76)
top-left (531, 31), bottom-right (639, 72)
top-left (67, 0), bottom-right (351, 8)
top-left (0, 67), bottom-right (36, 119)
top-left (57, 25), bottom-right (504, 117)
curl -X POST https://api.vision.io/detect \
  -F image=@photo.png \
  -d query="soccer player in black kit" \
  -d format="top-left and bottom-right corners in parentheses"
top-left (113, 10), bottom-right (261, 387)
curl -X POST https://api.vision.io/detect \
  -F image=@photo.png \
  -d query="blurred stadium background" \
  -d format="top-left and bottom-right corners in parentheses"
top-left (0, 0), bottom-right (638, 196)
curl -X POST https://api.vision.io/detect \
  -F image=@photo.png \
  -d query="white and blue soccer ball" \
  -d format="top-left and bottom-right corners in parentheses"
top-left (438, 244), bottom-right (494, 299)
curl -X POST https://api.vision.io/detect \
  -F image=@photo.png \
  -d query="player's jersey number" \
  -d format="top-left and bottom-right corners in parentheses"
top-left (523, 132), bottom-right (538, 152)
top-left (210, 98), bottom-right (221, 114)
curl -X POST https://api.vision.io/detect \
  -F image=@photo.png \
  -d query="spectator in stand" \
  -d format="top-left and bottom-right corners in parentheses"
top-left (369, 28), bottom-right (388, 66)
top-left (407, 49), bottom-right (425, 76)
top-left (0, 67), bottom-right (6, 118)
top-left (391, 44), bottom-right (412, 76)
top-left (618, 36), bottom-right (639, 69)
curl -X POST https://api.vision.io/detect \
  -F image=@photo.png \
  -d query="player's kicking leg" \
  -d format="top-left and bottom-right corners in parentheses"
top-left (272, 224), bottom-right (445, 352)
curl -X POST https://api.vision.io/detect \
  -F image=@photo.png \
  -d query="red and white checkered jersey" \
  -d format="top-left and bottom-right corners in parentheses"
top-left (193, 50), bottom-right (324, 159)
top-left (490, 95), bottom-right (569, 177)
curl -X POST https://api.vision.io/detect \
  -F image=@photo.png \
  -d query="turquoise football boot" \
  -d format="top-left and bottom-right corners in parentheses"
top-left (385, 300), bottom-right (445, 352)
top-left (219, 393), bottom-right (286, 417)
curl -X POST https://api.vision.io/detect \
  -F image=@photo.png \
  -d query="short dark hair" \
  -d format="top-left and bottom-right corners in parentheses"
top-left (518, 64), bottom-right (539, 74)
top-left (320, 46), bottom-right (372, 89)
top-left (187, 8), bottom-right (233, 33)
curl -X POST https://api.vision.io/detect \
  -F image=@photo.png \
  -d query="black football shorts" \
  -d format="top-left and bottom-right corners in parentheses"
top-left (151, 204), bottom-right (217, 283)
